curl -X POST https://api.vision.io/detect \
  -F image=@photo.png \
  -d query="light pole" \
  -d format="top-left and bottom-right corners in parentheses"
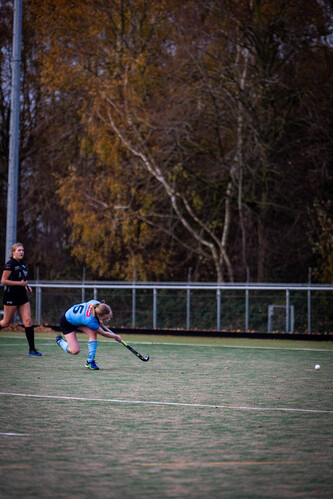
top-left (5, 0), bottom-right (22, 260)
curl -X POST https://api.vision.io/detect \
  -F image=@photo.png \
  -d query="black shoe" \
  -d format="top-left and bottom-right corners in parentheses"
top-left (29, 349), bottom-right (42, 356)
top-left (85, 360), bottom-right (100, 370)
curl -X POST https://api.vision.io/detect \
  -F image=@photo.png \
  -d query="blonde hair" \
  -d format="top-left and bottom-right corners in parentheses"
top-left (93, 301), bottom-right (113, 320)
top-left (10, 242), bottom-right (24, 258)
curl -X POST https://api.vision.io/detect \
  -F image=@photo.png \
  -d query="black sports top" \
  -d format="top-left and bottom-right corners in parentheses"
top-left (2, 258), bottom-right (28, 299)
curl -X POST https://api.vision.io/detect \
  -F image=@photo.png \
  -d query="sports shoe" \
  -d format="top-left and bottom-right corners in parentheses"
top-left (56, 335), bottom-right (63, 346)
top-left (85, 360), bottom-right (100, 370)
top-left (29, 349), bottom-right (42, 356)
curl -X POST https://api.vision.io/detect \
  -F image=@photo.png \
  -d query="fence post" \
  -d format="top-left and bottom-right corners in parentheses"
top-left (308, 268), bottom-right (311, 334)
top-left (286, 289), bottom-right (290, 332)
top-left (245, 288), bottom-right (249, 331)
top-left (35, 266), bottom-right (39, 324)
top-left (186, 286), bottom-right (191, 330)
top-left (153, 288), bottom-right (157, 329)
top-left (187, 269), bottom-right (191, 330)
top-left (268, 305), bottom-right (273, 333)
top-left (37, 286), bottom-right (42, 324)
top-left (245, 268), bottom-right (250, 332)
top-left (35, 266), bottom-right (42, 324)
top-left (82, 266), bottom-right (85, 303)
top-left (132, 268), bottom-right (136, 328)
top-left (217, 288), bottom-right (221, 331)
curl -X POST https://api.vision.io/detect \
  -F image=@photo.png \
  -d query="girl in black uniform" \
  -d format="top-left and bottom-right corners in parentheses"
top-left (0, 242), bottom-right (42, 356)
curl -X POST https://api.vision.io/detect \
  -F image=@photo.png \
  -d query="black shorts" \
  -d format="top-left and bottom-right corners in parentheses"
top-left (59, 313), bottom-right (79, 335)
top-left (3, 293), bottom-right (29, 307)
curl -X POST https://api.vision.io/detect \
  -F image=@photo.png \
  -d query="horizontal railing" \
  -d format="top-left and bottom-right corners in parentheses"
top-left (2, 281), bottom-right (333, 334)
top-left (27, 281), bottom-right (333, 290)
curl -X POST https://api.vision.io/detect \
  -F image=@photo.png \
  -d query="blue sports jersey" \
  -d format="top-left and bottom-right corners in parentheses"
top-left (65, 300), bottom-right (101, 330)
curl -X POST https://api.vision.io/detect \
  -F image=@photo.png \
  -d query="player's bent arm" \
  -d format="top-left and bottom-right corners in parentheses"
top-left (97, 327), bottom-right (122, 343)
top-left (1, 270), bottom-right (28, 287)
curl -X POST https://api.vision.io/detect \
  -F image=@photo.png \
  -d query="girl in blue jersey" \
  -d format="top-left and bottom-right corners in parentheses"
top-left (56, 299), bottom-right (122, 370)
top-left (0, 242), bottom-right (41, 356)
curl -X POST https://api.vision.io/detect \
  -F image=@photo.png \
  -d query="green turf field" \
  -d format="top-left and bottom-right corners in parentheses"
top-left (0, 331), bottom-right (332, 498)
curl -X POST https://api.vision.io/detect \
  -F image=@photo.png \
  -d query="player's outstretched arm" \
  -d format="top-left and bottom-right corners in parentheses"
top-left (97, 326), bottom-right (122, 343)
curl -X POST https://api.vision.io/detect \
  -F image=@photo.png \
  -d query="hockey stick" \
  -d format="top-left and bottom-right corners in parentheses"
top-left (121, 339), bottom-right (150, 362)
top-left (101, 324), bottom-right (150, 362)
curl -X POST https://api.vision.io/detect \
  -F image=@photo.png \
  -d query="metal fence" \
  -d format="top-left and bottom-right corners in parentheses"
top-left (20, 281), bottom-right (333, 334)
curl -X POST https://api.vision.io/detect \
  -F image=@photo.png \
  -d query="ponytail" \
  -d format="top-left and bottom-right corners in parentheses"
top-left (93, 301), bottom-right (113, 320)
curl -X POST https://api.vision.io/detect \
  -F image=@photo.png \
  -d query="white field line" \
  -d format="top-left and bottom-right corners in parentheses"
top-left (0, 432), bottom-right (30, 436)
top-left (149, 340), bottom-right (333, 353)
top-left (121, 342), bottom-right (333, 352)
top-left (0, 335), bottom-right (332, 352)
top-left (0, 392), bottom-right (332, 414)
top-left (0, 343), bottom-right (52, 347)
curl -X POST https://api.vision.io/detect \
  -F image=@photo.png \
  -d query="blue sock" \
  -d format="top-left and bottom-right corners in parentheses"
top-left (87, 341), bottom-right (97, 363)
top-left (59, 337), bottom-right (70, 353)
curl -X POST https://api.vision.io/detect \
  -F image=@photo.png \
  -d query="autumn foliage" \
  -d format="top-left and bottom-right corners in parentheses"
top-left (0, 0), bottom-right (332, 282)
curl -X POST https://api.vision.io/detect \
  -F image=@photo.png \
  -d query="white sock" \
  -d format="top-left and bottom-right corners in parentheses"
top-left (59, 337), bottom-right (70, 353)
